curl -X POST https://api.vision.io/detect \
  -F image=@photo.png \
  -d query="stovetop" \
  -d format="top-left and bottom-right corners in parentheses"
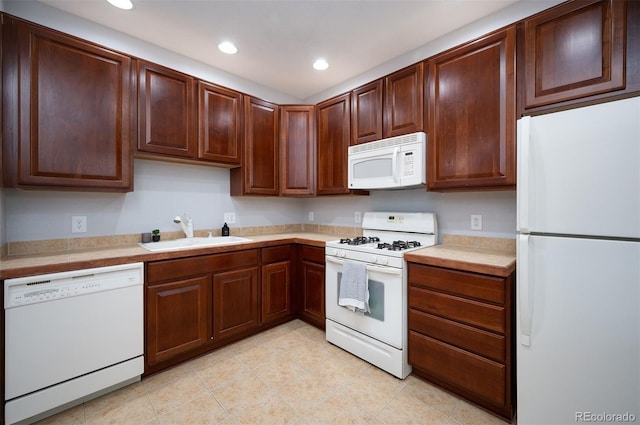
top-left (335, 237), bottom-right (425, 252)
top-left (325, 212), bottom-right (438, 265)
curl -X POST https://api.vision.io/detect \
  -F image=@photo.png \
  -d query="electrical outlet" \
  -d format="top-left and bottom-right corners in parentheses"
top-left (223, 212), bottom-right (236, 224)
top-left (72, 216), bottom-right (87, 233)
top-left (471, 214), bottom-right (483, 231)
top-left (308, 211), bottom-right (314, 222)
top-left (354, 211), bottom-right (361, 223)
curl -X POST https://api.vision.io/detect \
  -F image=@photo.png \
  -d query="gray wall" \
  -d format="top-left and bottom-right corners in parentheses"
top-left (6, 159), bottom-right (515, 242)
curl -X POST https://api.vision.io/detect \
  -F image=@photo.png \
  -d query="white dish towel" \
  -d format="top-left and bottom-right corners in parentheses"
top-left (338, 260), bottom-right (370, 313)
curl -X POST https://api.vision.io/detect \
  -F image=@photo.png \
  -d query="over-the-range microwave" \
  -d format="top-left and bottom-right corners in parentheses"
top-left (348, 131), bottom-right (426, 190)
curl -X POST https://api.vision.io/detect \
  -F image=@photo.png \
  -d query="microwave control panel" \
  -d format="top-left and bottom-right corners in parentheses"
top-left (402, 152), bottom-right (415, 176)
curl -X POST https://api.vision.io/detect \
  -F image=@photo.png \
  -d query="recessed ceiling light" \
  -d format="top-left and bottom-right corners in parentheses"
top-left (313, 59), bottom-right (329, 71)
top-left (218, 41), bottom-right (238, 55)
top-left (106, 0), bottom-right (133, 10)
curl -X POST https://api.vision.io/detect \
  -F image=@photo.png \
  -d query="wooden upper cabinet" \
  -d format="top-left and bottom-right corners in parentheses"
top-left (384, 63), bottom-right (424, 138)
top-left (137, 60), bottom-right (197, 158)
top-left (2, 17), bottom-right (134, 191)
top-left (522, 0), bottom-right (628, 110)
top-left (316, 93), bottom-right (351, 195)
top-left (351, 80), bottom-right (383, 145)
top-left (198, 81), bottom-right (243, 165)
top-left (427, 25), bottom-right (516, 191)
top-left (280, 105), bottom-right (316, 196)
top-left (230, 96), bottom-right (279, 195)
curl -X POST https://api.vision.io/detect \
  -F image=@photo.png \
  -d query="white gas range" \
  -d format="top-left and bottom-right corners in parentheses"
top-left (325, 211), bottom-right (437, 379)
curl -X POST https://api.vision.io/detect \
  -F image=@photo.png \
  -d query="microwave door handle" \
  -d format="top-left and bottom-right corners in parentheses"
top-left (392, 147), bottom-right (400, 183)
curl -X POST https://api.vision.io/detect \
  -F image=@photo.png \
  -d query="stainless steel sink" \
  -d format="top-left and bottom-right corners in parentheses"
top-left (139, 236), bottom-right (252, 252)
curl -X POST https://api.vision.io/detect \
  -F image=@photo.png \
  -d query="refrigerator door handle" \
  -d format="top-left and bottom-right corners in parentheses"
top-left (518, 234), bottom-right (532, 347)
top-left (517, 116), bottom-right (531, 233)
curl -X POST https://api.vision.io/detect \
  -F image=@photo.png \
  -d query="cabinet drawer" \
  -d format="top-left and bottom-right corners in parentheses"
top-left (409, 264), bottom-right (505, 304)
top-left (409, 330), bottom-right (506, 408)
top-left (147, 249), bottom-right (258, 283)
top-left (301, 245), bottom-right (325, 264)
top-left (261, 245), bottom-right (291, 264)
top-left (409, 308), bottom-right (505, 363)
top-left (409, 286), bottom-right (505, 334)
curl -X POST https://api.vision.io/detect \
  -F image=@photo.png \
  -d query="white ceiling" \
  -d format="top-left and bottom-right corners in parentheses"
top-left (37, 0), bottom-right (518, 100)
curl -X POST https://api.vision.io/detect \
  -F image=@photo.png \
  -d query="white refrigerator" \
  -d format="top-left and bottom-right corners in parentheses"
top-left (516, 97), bottom-right (640, 425)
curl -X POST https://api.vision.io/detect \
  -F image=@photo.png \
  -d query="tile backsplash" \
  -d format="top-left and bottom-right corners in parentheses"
top-left (5, 224), bottom-right (363, 257)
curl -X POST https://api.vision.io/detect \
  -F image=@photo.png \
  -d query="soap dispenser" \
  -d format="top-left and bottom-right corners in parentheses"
top-left (222, 222), bottom-right (230, 236)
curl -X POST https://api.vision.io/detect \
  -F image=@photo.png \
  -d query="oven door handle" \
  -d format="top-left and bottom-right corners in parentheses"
top-left (325, 256), bottom-right (403, 276)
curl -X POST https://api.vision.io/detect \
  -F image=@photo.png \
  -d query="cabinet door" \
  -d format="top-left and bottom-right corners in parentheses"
top-left (146, 275), bottom-right (211, 366)
top-left (427, 26), bottom-right (516, 191)
top-left (316, 93), bottom-right (351, 195)
top-left (351, 80), bottom-right (383, 145)
top-left (198, 81), bottom-right (242, 165)
top-left (231, 96), bottom-right (279, 195)
top-left (213, 266), bottom-right (260, 339)
top-left (137, 60), bottom-right (197, 159)
top-left (384, 63), bottom-right (424, 138)
top-left (2, 17), bottom-right (133, 191)
top-left (301, 260), bottom-right (325, 329)
top-left (280, 105), bottom-right (315, 196)
top-left (261, 260), bottom-right (292, 324)
top-left (522, 0), bottom-right (627, 110)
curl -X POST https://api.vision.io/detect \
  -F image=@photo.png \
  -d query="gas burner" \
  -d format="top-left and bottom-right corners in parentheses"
top-left (339, 236), bottom-right (380, 245)
top-left (377, 240), bottom-right (422, 251)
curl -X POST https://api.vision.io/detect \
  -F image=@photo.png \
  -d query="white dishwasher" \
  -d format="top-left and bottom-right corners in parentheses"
top-left (4, 262), bottom-right (144, 425)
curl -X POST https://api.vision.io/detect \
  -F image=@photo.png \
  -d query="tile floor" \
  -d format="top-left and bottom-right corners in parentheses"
top-left (35, 320), bottom-right (513, 425)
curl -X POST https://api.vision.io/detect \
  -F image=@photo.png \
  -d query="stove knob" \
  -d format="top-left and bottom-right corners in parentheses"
top-left (370, 255), bottom-right (378, 264)
top-left (377, 257), bottom-right (388, 265)
top-left (339, 250), bottom-right (347, 258)
top-left (329, 249), bottom-right (338, 256)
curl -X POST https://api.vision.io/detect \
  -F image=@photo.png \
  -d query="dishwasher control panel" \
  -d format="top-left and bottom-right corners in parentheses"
top-left (4, 262), bottom-right (143, 308)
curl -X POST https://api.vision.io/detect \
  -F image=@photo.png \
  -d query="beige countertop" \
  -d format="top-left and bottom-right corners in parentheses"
top-left (404, 235), bottom-right (516, 277)
top-left (1, 233), bottom-right (516, 280)
top-left (0, 233), bottom-right (337, 280)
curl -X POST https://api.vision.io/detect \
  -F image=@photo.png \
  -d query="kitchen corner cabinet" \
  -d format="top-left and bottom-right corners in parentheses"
top-left (351, 80), bottom-right (383, 145)
top-left (1, 16), bottom-right (134, 191)
top-left (137, 60), bottom-right (197, 159)
top-left (316, 93), bottom-right (351, 195)
top-left (279, 105), bottom-right (316, 196)
top-left (521, 0), bottom-right (633, 112)
top-left (408, 263), bottom-right (515, 421)
top-left (297, 245), bottom-right (326, 329)
top-left (427, 25), bottom-right (516, 191)
top-left (261, 245), bottom-right (293, 324)
top-left (198, 81), bottom-right (243, 165)
top-left (384, 63), bottom-right (424, 138)
top-left (230, 96), bottom-right (279, 196)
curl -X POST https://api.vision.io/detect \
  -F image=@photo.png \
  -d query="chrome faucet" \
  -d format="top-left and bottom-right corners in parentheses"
top-left (173, 214), bottom-right (193, 238)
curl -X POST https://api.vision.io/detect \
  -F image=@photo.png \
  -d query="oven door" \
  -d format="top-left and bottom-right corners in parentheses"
top-left (325, 255), bottom-right (404, 349)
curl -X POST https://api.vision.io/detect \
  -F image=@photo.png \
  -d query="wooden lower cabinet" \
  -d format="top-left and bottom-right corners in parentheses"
top-left (297, 245), bottom-right (326, 329)
top-left (144, 244), bottom-right (320, 375)
top-left (261, 245), bottom-right (293, 324)
top-left (213, 267), bottom-right (259, 340)
top-left (408, 263), bottom-right (515, 421)
top-left (146, 275), bottom-right (211, 367)
top-left (144, 249), bottom-right (259, 373)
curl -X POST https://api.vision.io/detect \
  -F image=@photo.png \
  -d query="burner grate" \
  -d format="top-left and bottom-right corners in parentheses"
top-left (339, 236), bottom-right (380, 245)
top-left (377, 240), bottom-right (422, 251)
